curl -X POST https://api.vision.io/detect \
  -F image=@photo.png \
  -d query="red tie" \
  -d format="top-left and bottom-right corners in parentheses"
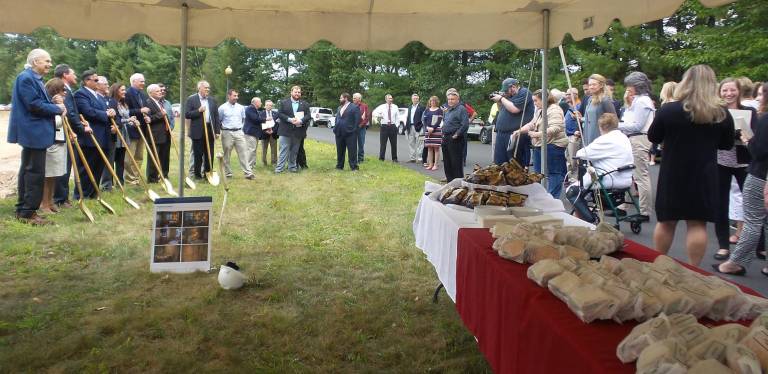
top-left (387, 104), bottom-right (391, 124)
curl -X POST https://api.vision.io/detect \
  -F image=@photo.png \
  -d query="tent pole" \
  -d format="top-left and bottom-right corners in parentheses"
top-left (179, 3), bottom-right (189, 197)
top-left (540, 9), bottom-right (550, 190)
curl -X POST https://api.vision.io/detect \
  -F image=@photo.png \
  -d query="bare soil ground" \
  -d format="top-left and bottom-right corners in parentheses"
top-left (0, 111), bottom-right (20, 199)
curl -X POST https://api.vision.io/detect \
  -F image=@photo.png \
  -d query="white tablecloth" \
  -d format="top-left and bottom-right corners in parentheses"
top-left (413, 194), bottom-right (592, 303)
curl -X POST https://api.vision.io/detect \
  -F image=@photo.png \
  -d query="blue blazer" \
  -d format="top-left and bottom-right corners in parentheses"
top-left (63, 85), bottom-right (85, 136)
top-left (125, 86), bottom-right (149, 139)
top-left (7, 68), bottom-right (62, 149)
top-left (74, 88), bottom-right (111, 149)
top-left (244, 106), bottom-right (264, 138)
top-left (333, 103), bottom-right (361, 136)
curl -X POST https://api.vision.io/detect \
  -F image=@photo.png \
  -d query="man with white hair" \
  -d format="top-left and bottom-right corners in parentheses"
top-left (124, 73), bottom-right (150, 185)
top-left (441, 89), bottom-right (469, 182)
top-left (145, 84), bottom-right (172, 183)
top-left (243, 96), bottom-right (263, 170)
top-left (352, 93), bottom-right (370, 163)
top-left (185, 80), bottom-right (220, 180)
top-left (8, 49), bottom-right (66, 225)
top-left (218, 89), bottom-right (253, 179)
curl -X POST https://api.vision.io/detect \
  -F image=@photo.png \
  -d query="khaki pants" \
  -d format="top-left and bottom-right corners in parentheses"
top-left (567, 135), bottom-right (582, 182)
top-left (406, 128), bottom-right (420, 161)
top-left (262, 135), bottom-right (278, 166)
top-left (124, 139), bottom-right (145, 184)
top-left (629, 135), bottom-right (652, 215)
top-left (221, 129), bottom-right (252, 177)
top-left (245, 134), bottom-right (259, 170)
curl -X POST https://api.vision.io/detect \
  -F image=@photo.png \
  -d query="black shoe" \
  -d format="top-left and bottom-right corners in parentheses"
top-left (711, 263), bottom-right (746, 276)
top-left (713, 249), bottom-right (730, 261)
top-left (605, 209), bottom-right (627, 217)
top-left (335, 166), bottom-right (343, 170)
top-left (638, 215), bottom-right (650, 222)
top-left (392, 160), bottom-right (399, 163)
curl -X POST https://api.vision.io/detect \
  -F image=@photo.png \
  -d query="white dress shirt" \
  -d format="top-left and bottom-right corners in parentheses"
top-left (373, 103), bottom-right (399, 125)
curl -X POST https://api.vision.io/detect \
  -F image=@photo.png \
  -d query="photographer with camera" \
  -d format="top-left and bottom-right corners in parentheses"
top-left (490, 78), bottom-right (535, 166)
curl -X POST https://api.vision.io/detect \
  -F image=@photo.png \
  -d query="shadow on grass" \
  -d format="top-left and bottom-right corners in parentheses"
top-left (0, 139), bottom-right (490, 372)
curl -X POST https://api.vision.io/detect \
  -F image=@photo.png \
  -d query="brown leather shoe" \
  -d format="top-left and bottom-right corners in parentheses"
top-left (16, 213), bottom-right (53, 226)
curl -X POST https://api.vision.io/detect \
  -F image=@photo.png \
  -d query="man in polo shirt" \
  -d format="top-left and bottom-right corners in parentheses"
top-left (217, 89), bottom-right (253, 180)
top-left (490, 77), bottom-right (535, 166)
top-left (373, 94), bottom-right (399, 162)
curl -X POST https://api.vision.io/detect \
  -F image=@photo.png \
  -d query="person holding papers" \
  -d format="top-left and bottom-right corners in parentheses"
top-left (711, 78), bottom-right (759, 262)
top-left (275, 86), bottom-right (310, 174)
top-left (259, 100), bottom-right (279, 167)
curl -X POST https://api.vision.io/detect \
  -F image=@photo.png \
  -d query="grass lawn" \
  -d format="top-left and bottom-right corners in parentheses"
top-left (0, 138), bottom-right (489, 372)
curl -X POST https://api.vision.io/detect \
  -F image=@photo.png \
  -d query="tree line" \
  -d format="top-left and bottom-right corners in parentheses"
top-left (0, 0), bottom-right (765, 119)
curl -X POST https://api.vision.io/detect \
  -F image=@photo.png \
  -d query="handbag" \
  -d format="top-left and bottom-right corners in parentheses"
top-left (736, 145), bottom-right (751, 164)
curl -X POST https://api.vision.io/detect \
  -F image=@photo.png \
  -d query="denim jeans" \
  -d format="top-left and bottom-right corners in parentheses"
top-left (275, 136), bottom-right (300, 172)
top-left (357, 127), bottom-right (366, 161)
top-left (531, 144), bottom-right (567, 199)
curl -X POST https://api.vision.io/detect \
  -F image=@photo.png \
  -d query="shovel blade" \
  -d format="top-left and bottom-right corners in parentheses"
top-left (164, 179), bottom-right (179, 197)
top-left (98, 198), bottom-right (116, 215)
top-left (147, 189), bottom-right (161, 201)
top-left (79, 200), bottom-right (96, 223)
top-left (185, 177), bottom-right (197, 190)
top-left (207, 171), bottom-right (220, 186)
top-left (124, 196), bottom-right (141, 209)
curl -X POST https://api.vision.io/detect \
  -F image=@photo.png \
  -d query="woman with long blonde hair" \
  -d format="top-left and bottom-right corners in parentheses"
top-left (648, 65), bottom-right (735, 266)
top-left (659, 81), bottom-right (677, 105)
top-left (581, 73), bottom-right (616, 146)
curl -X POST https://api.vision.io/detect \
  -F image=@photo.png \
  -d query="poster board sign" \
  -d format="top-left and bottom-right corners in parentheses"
top-left (151, 196), bottom-right (213, 273)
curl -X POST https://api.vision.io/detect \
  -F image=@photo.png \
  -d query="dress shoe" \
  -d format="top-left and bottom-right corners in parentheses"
top-left (711, 263), bottom-right (746, 276)
top-left (16, 212), bottom-right (53, 226)
top-left (713, 249), bottom-right (730, 261)
top-left (245, 174), bottom-right (255, 180)
top-left (392, 160), bottom-right (399, 163)
top-left (638, 215), bottom-right (650, 222)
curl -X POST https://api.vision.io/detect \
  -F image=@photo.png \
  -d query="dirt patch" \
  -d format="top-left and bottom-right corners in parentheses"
top-left (0, 111), bottom-right (21, 199)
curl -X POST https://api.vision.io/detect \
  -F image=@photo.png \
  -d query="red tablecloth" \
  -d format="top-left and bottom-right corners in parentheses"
top-left (455, 228), bottom-right (762, 374)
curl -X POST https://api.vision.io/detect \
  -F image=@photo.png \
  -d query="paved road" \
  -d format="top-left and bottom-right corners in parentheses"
top-left (307, 125), bottom-right (768, 294)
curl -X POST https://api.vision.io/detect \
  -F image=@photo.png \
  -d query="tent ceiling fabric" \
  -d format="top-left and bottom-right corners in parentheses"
top-left (0, 0), bottom-right (735, 50)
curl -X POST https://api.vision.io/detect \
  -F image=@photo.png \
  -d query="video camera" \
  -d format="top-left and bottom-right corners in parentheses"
top-left (488, 91), bottom-right (504, 100)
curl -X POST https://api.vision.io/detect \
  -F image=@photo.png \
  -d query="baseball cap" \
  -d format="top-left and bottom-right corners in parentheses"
top-left (501, 78), bottom-right (519, 91)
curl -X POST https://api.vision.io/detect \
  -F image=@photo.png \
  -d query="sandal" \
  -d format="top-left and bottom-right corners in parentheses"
top-left (713, 249), bottom-right (730, 261)
top-left (729, 235), bottom-right (740, 245)
top-left (711, 263), bottom-right (746, 276)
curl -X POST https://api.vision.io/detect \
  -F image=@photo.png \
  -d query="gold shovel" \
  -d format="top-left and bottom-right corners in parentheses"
top-left (163, 116), bottom-right (196, 190)
top-left (67, 118), bottom-right (116, 215)
top-left (88, 127), bottom-right (140, 210)
top-left (216, 153), bottom-right (230, 232)
top-left (144, 121), bottom-right (178, 196)
top-left (201, 113), bottom-right (220, 186)
top-left (111, 118), bottom-right (160, 201)
top-left (134, 118), bottom-right (177, 196)
top-left (62, 117), bottom-right (95, 222)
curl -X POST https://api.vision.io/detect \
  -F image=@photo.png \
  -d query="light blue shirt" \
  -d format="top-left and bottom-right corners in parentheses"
top-left (291, 100), bottom-right (299, 114)
top-left (218, 102), bottom-right (245, 130)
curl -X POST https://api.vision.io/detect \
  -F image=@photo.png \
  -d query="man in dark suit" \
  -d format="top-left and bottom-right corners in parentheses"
top-left (276, 85), bottom-right (310, 173)
top-left (8, 49), bottom-right (65, 225)
top-left (184, 80), bottom-right (220, 180)
top-left (145, 84), bottom-right (171, 183)
top-left (243, 97), bottom-right (263, 170)
top-left (124, 73), bottom-right (150, 185)
top-left (52, 64), bottom-right (91, 208)
top-left (260, 100), bottom-right (280, 167)
top-left (333, 93), bottom-right (362, 171)
top-left (96, 75), bottom-right (118, 191)
top-left (405, 93), bottom-right (426, 163)
top-left (74, 70), bottom-right (116, 199)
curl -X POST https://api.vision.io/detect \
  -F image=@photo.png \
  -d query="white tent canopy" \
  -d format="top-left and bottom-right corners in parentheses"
top-left (1, 0), bottom-right (734, 50)
top-left (0, 0), bottom-right (735, 195)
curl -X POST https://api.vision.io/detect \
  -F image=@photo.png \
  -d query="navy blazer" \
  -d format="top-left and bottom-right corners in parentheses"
top-left (125, 86), bottom-right (149, 139)
top-left (333, 103), bottom-right (361, 136)
top-left (277, 98), bottom-right (310, 139)
top-left (63, 85), bottom-right (85, 136)
top-left (184, 94), bottom-right (220, 140)
top-left (244, 106), bottom-right (264, 138)
top-left (7, 68), bottom-right (62, 149)
top-left (405, 104), bottom-right (426, 133)
top-left (74, 87), bottom-right (111, 149)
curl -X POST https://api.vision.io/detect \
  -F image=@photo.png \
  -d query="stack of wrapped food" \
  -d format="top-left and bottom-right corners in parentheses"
top-left (438, 186), bottom-right (527, 209)
top-left (465, 159), bottom-right (544, 186)
top-left (527, 254), bottom-right (768, 324)
top-left (617, 312), bottom-right (768, 373)
top-left (491, 221), bottom-right (625, 262)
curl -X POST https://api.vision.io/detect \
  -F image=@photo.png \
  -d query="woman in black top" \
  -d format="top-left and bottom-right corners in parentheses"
top-left (647, 65), bottom-right (734, 266)
top-left (715, 82), bottom-right (768, 276)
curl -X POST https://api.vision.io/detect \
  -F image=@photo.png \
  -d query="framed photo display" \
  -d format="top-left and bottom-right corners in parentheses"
top-left (151, 197), bottom-right (213, 273)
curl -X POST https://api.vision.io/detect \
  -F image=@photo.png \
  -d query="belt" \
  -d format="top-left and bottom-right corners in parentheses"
top-left (627, 133), bottom-right (647, 137)
top-left (381, 123), bottom-right (395, 126)
top-left (222, 128), bottom-right (242, 131)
